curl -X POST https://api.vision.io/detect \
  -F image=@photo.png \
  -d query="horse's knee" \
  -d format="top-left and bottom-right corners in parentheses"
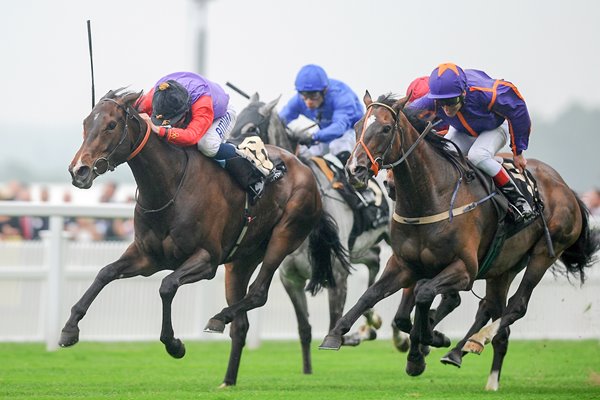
top-left (96, 265), bottom-right (120, 285)
top-left (394, 317), bottom-right (412, 333)
top-left (415, 285), bottom-right (436, 306)
top-left (159, 278), bottom-right (179, 299)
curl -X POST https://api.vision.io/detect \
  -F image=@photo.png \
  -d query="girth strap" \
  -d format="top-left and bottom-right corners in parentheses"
top-left (393, 192), bottom-right (497, 225)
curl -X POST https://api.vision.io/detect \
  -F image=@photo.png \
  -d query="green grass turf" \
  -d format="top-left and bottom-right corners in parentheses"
top-left (0, 340), bottom-right (598, 399)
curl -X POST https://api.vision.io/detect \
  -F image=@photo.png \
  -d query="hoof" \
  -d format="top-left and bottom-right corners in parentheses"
top-left (462, 338), bottom-right (485, 354)
top-left (218, 382), bottom-right (233, 389)
top-left (204, 318), bottom-right (226, 333)
top-left (431, 330), bottom-right (451, 348)
top-left (319, 335), bottom-right (342, 350)
top-left (366, 311), bottom-right (383, 330)
top-left (58, 328), bottom-right (80, 347)
top-left (393, 327), bottom-right (410, 353)
top-left (440, 350), bottom-right (462, 368)
top-left (166, 339), bottom-right (186, 359)
top-left (342, 333), bottom-right (361, 347)
top-left (406, 355), bottom-right (426, 376)
top-left (358, 325), bottom-right (377, 341)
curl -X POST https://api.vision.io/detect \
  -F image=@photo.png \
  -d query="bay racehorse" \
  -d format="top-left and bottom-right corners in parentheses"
top-left (320, 92), bottom-right (599, 390)
top-left (228, 93), bottom-right (394, 374)
top-left (61, 88), bottom-right (351, 387)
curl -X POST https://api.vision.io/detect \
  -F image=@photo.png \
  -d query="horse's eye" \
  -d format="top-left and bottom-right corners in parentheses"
top-left (382, 125), bottom-right (392, 133)
top-left (241, 124), bottom-right (258, 135)
top-left (106, 121), bottom-right (117, 131)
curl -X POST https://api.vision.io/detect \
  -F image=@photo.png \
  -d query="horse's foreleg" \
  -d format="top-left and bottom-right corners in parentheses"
top-left (159, 249), bottom-right (216, 359)
top-left (59, 244), bottom-right (152, 347)
top-left (320, 255), bottom-right (412, 350)
top-left (406, 261), bottom-right (470, 377)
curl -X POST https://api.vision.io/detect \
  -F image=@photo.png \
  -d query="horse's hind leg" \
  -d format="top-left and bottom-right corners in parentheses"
top-left (474, 256), bottom-right (553, 391)
top-left (59, 244), bottom-right (152, 347)
top-left (441, 273), bottom-right (511, 368)
top-left (206, 223), bottom-right (309, 331)
top-left (158, 249), bottom-right (217, 359)
top-left (221, 258), bottom-right (261, 387)
top-left (362, 245), bottom-right (383, 330)
top-left (279, 256), bottom-right (314, 374)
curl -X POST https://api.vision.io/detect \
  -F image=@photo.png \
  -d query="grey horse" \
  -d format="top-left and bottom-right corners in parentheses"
top-left (229, 93), bottom-right (400, 374)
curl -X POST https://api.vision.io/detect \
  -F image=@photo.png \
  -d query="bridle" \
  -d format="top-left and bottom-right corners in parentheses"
top-left (352, 101), bottom-right (432, 176)
top-left (90, 98), bottom-right (151, 176)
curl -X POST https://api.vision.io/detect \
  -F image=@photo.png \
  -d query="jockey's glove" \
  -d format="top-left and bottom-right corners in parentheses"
top-left (297, 132), bottom-right (314, 146)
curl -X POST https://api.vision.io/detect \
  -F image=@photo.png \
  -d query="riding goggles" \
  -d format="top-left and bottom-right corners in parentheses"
top-left (436, 96), bottom-right (463, 107)
top-left (300, 91), bottom-right (323, 100)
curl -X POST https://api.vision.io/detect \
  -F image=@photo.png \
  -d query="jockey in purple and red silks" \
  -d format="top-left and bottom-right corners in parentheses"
top-left (136, 71), bottom-right (278, 198)
top-left (407, 62), bottom-right (535, 222)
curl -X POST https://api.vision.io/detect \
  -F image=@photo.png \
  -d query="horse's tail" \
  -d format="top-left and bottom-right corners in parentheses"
top-left (305, 211), bottom-right (352, 296)
top-left (557, 192), bottom-right (600, 284)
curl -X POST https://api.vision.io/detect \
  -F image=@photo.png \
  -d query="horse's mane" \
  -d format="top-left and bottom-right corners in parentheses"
top-left (373, 94), bottom-right (467, 168)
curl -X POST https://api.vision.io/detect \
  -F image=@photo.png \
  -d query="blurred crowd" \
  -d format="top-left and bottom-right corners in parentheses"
top-left (0, 180), bottom-right (134, 242)
top-left (1, 179), bottom-right (599, 242)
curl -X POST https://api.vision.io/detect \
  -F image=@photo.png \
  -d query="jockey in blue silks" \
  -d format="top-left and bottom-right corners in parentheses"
top-left (279, 64), bottom-right (364, 166)
top-left (407, 62), bottom-right (535, 222)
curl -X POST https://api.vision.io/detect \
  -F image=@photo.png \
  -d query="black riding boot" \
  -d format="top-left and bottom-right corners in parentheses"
top-left (224, 157), bottom-right (266, 202)
top-left (498, 178), bottom-right (534, 222)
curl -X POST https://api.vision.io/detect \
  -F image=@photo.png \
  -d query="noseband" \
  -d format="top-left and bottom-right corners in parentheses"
top-left (353, 102), bottom-right (432, 175)
top-left (90, 98), bottom-right (151, 176)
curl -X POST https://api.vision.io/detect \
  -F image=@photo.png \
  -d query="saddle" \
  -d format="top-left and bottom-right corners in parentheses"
top-left (225, 136), bottom-right (286, 204)
top-left (310, 154), bottom-right (389, 251)
top-left (468, 158), bottom-right (542, 278)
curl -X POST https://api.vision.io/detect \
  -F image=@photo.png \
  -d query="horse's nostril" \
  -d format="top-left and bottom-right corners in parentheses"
top-left (76, 166), bottom-right (90, 177)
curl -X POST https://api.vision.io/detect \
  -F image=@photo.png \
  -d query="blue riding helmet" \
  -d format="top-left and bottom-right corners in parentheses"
top-left (294, 64), bottom-right (329, 92)
top-left (428, 63), bottom-right (467, 99)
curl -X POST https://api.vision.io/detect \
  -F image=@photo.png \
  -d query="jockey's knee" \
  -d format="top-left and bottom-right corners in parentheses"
top-left (470, 153), bottom-right (502, 177)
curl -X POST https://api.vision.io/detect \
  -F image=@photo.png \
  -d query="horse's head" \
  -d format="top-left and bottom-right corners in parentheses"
top-left (346, 91), bottom-right (407, 189)
top-left (69, 89), bottom-right (145, 189)
top-left (230, 93), bottom-right (296, 152)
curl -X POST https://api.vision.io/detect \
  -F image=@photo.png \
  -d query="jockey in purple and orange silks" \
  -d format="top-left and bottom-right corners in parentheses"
top-left (407, 62), bottom-right (534, 222)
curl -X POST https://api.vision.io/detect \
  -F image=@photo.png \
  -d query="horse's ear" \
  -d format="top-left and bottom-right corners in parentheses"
top-left (363, 90), bottom-right (373, 107)
top-left (250, 92), bottom-right (259, 103)
top-left (123, 91), bottom-right (144, 107)
top-left (258, 95), bottom-right (281, 117)
top-left (395, 95), bottom-right (410, 111)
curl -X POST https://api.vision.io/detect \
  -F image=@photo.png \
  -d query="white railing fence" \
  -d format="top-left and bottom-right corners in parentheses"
top-left (1, 201), bottom-right (599, 352)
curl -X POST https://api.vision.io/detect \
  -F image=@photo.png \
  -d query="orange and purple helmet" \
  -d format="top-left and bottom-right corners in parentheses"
top-left (428, 63), bottom-right (467, 99)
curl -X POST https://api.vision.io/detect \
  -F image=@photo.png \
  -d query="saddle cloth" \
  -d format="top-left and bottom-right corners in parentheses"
top-left (235, 136), bottom-right (274, 176)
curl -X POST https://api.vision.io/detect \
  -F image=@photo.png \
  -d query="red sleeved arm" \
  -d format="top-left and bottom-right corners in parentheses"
top-left (162, 96), bottom-right (214, 146)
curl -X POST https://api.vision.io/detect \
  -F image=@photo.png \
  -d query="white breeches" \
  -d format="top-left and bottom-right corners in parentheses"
top-left (197, 105), bottom-right (237, 157)
top-left (444, 121), bottom-right (510, 177)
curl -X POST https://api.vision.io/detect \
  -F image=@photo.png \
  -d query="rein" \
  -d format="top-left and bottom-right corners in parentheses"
top-left (353, 102), bottom-right (432, 175)
top-left (96, 97), bottom-right (186, 214)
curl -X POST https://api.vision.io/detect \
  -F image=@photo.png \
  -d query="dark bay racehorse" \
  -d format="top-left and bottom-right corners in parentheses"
top-left (320, 92), bottom-right (599, 390)
top-left (229, 93), bottom-right (393, 374)
top-left (61, 89), bottom-right (351, 387)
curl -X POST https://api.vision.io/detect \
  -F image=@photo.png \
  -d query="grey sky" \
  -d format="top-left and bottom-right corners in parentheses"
top-left (1, 0), bottom-right (599, 130)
